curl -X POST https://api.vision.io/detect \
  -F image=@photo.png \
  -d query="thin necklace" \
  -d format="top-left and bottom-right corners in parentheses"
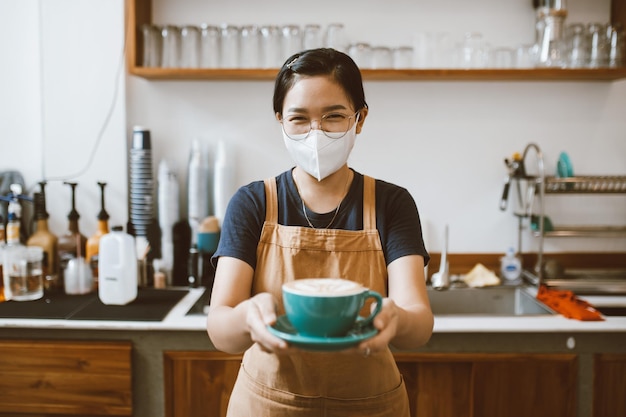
top-left (295, 170), bottom-right (350, 229)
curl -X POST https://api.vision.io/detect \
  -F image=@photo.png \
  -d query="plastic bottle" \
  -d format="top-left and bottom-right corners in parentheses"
top-left (500, 247), bottom-right (522, 284)
top-left (85, 182), bottom-right (110, 289)
top-left (98, 225), bottom-right (137, 305)
top-left (26, 183), bottom-right (59, 291)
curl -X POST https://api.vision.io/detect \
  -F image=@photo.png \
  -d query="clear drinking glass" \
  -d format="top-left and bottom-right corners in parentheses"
top-left (515, 44), bottom-right (538, 68)
top-left (606, 23), bottom-right (624, 67)
top-left (303, 24), bottom-right (323, 50)
top-left (180, 25), bottom-right (200, 68)
top-left (282, 25), bottom-right (302, 62)
top-left (260, 25), bottom-right (282, 68)
top-left (141, 24), bottom-right (162, 67)
top-left (325, 23), bottom-right (348, 52)
top-left (7, 246), bottom-right (44, 301)
top-left (349, 43), bottom-right (372, 68)
top-left (371, 46), bottom-right (393, 69)
top-left (489, 47), bottom-right (515, 68)
top-left (587, 23), bottom-right (609, 68)
top-left (566, 23), bottom-right (589, 68)
top-left (240, 25), bottom-right (260, 68)
top-left (200, 24), bottom-right (220, 68)
top-left (457, 32), bottom-right (488, 69)
top-left (220, 24), bottom-right (240, 68)
top-left (393, 46), bottom-right (414, 68)
top-left (161, 25), bottom-right (181, 68)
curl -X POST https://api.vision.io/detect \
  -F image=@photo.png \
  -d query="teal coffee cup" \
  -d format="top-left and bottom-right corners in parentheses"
top-left (282, 278), bottom-right (383, 338)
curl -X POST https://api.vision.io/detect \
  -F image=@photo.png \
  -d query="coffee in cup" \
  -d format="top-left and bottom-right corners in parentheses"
top-left (282, 278), bottom-right (383, 338)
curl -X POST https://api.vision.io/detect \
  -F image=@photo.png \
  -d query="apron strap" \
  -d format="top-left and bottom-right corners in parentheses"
top-left (263, 178), bottom-right (278, 223)
top-left (363, 175), bottom-right (376, 230)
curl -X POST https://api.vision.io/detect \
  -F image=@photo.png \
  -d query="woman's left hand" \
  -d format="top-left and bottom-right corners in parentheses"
top-left (355, 298), bottom-right (400, 356)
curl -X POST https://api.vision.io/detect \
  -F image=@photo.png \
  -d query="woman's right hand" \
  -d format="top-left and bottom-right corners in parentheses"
top-left (246, 292), bottom-right (292, 353)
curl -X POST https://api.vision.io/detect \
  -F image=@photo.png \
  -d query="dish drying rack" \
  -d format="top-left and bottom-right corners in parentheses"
top-left (502, 143), bottom-right (626, 293)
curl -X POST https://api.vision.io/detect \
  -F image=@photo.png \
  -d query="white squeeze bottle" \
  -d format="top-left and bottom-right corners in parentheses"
top-left (98, 226), bottom-right (138, 305)
top-left (500, 247), bottom-right (522, 284)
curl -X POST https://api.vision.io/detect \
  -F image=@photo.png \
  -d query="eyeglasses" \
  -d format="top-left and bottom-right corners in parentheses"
top-left (280, 111), bottom-right (359, 140)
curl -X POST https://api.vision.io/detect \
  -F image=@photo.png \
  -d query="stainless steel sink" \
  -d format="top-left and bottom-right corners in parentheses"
top-left (186, 286), bottom-right (556, 316)
top-left (427, 286), bottom-right (555, 316)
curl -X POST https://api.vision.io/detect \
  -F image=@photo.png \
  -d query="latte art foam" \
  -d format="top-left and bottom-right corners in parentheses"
top-left (284, 278), bottom-right (364, 296)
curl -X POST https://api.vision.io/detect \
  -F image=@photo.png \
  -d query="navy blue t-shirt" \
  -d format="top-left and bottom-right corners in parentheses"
top-left (213, 169), bottom-right (430, 269)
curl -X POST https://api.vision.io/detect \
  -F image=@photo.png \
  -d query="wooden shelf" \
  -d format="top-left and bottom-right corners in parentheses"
top-left (126, 0), bottom-right (626, 82)
top-left (129, 66), bottom-right (626, 81)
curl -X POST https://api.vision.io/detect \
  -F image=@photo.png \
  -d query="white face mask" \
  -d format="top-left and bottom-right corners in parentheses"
top-left (282, 118), bottom-right (358, 181)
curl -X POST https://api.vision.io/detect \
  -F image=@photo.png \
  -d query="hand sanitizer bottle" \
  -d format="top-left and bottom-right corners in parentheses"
top-left (500, 247), bottom-right (522, 284)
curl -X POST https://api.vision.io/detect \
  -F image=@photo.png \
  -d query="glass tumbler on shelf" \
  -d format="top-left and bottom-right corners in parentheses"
top-left (180, 25), bottom-right (200, 68)
top-left (282, 25), bottom-right (303, 63)
top-left (161, 25), bottom-right (181, 68)
top-left (349, 43), bottom-right (372, 69)
top-left (587, 23), bottom-right (609, 68)
top-left (239, 25), bottom-right (260, 68)
top-left (489, 47), bottom-right (515, 69)
top-left (220, 24), bottom-right (240, 68)
top-left (200, 24), bottom-right (220, 68)
top-left (371, 46), bottom-right (393, 69)
top-left (457, 32), bottom-right (488, 69)
top-left (606, 23), bottom-right (624, 67)
top-left (392, 46), bottom-right (414, 69)
top-left (565, 23), bottom-right (588, 68)
top-left (260, 25), bottom-right (282, 68)
top-left (303, 24), bottom-right (323, 50)
top-left (141, 24), bottom-right (162, 67)
top-left (325, 23), bottom-right (349, 52)
top-left (515, 44), bottom-right (538, 68)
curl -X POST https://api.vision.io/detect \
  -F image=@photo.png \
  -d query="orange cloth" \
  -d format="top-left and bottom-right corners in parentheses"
top-left (537, 285), bottom-right (604, 321)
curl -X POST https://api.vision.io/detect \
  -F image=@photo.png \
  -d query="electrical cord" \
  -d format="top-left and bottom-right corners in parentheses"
top-left (28, 0), bottom-right (128, 194)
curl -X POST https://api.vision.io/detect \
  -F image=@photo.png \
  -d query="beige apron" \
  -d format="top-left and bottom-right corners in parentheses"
top-left (227, 175), bottom-right (410, 417)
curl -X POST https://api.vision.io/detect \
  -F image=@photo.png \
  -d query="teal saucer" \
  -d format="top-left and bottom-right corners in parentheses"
top-left (267, 315), bottom-right (378, 352)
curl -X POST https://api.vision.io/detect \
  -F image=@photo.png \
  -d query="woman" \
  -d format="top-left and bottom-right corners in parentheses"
top-left (207, 48), bottom-right (433, 416)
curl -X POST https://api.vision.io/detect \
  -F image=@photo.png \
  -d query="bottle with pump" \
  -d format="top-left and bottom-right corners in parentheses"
top-left (57, 182), bottom-right (87, 291)
top-left (86, 182), bottom-right (110, 289)
top-left (26, 182), bottom-right (59, 291)
top-left (2, 184), bottom-right (29, 300)
top-left (500, 247), bottom-right (522, 284)
top-left (98, 225), bottom-right (138, 305)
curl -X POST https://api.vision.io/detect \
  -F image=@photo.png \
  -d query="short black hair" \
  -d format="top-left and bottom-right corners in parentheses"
top-left (273, 48), bottom-right (368, 116)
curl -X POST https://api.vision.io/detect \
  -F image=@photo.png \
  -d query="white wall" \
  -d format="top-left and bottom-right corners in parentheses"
top-left (129, 0), bottom-right (626, 255)
top-left (2, 0), bottom-right (625, 257)
top-left (0, 0), bottom-right (127, 238)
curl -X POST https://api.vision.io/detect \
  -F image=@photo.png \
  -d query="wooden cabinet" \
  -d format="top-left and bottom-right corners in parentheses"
top-left (593, 353), bottom-right (626, 417)
top-left (396, 353), bottom-right (577, 417)
top-left (125, 0), bottom-right (626, 82)
top-left (163, 351), bottom-right (241, 417)
top-left (0, 339), bottom-right (133, 416)
top-left (163, 351), bottom-right (577, 417)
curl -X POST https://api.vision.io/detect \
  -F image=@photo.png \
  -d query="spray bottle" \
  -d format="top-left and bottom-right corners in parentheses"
top-left (85, 182), bottom-right (110, 289)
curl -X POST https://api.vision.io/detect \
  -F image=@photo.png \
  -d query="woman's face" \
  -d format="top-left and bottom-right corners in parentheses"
top-left (277, 76), bottom-right (367, 134)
